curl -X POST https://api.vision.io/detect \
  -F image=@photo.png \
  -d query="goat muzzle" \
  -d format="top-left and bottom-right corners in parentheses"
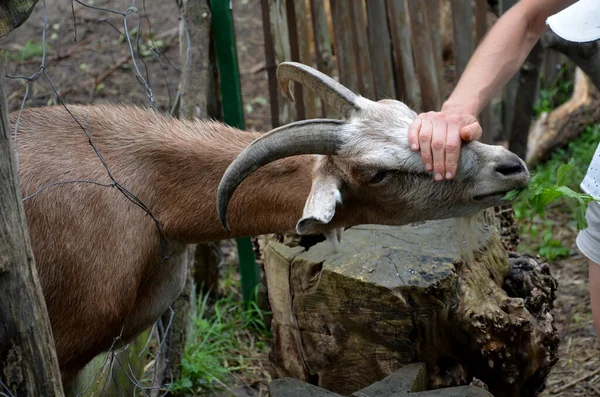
top-left (216, 118), bottom-right (345, 232)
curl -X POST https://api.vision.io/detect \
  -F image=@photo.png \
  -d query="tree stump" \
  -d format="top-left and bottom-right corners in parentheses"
top-left (260, 211), bottom-right (559, 397)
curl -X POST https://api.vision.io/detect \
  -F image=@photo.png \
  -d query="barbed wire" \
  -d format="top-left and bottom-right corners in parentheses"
top-left (3, 0), bottom-right (189, 394)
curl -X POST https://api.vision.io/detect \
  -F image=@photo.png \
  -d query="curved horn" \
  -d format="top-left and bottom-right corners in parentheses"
top-left (277, 62), bottom-right (362, 118)
top-left (217, 119), bottom-right (345, 232)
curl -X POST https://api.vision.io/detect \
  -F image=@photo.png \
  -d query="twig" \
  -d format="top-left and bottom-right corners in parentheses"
top-left (552, 367), bottom-right (600, 394)
top-left (591, 383), bottom-right (600, 396)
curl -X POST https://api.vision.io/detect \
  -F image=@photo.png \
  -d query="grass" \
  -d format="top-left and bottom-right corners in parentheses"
top-left (513, 123), bottom-right (600, 260)
top-left (169, 263), bottom-right (271, 395)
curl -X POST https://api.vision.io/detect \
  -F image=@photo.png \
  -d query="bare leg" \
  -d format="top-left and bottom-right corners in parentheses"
top-left (590, 260), bottom-right (600, 337)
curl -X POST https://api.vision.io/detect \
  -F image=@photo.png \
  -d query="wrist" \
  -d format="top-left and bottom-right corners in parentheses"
top-left (441, 99), bottom-right (480, 118)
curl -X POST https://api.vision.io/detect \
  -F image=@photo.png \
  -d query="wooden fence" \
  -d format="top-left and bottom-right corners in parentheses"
top-left (260, 0), bottom-right (572, 152)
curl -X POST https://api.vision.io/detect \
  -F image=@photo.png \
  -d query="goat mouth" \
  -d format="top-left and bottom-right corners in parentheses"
top-left (473, 191), bottom-right (510, 201)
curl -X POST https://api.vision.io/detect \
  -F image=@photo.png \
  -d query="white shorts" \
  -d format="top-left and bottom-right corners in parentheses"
top-left (577, 201), bottom-right (600, 264)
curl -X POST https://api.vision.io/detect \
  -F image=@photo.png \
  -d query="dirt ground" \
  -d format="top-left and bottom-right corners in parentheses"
top-left (3, 0), bottom-right (598, 396)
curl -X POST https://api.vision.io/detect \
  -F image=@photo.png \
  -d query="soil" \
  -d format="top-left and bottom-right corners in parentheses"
top-left (2, 0), bottom-right (597, 396)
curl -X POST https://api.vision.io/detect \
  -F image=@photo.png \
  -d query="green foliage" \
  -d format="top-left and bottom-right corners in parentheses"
top-left (11, 40), bottom-right (46, 61)
top-left (533, 64), bottom-right (574, 119)
top-left (508, 124), bottom-right (600, 260)
top-left (170, 269), bottom-right (271, 395)
top-left (507, 159), bottom-right (598, 230)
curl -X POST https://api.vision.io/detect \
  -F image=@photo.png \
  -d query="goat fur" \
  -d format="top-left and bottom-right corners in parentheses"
top-left (12, 100), bottom-right (528, 383)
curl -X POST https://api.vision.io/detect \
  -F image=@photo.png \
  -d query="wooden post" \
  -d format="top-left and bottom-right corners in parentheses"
top-left (508, 41), bottom-right (544, 159)
top-left (152, 1), bottom-right (219, 390)
top-left (290, 0), bottom-right (318, 119)
top-left (427, 0), bottom-right (445, 101)
top-left (386, 0), bottom-right (420, 110)
top-left (0, 50), bottom-right (65, 396)
top-left (498, 0), bottom-right (518, 142)
top-left (330, 0), bottom-right (360, 94)
top-left (366, 1), bottom-right (396, 100)
top-left (267, 0), bottom-right (295, 125)
top-left (475, 0), bottom-right (495, 144)
top-left (260, 0), bottom-right (280, 128)
top-left (451, 0), bottom-right (474, 79)
top-left (309, 0), bottom-right (338, 117)
top-left (349, 1), bottom-right (376, 99)
top-left (407, 0), bottom-right (441, 111)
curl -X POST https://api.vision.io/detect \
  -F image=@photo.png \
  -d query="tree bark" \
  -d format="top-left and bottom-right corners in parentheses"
top-left (260, 211), bottom-right (558, 397)
top-left (0, 51), bottom-right (65, 396)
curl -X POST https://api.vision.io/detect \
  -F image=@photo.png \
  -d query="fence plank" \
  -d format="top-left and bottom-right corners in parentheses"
top-left (475, 0), bottom-right (494, 143)
top-left (309, 0), bottom-right (338, 117)
top-left (330, 0), bottom-right (360, 94)
top-left (407, 0), bottom-right (441, 111)
top-left (293, 0), bottom-right (318, 119)
top-left (267, 0), bottom-right (295, 124)
top-left (386, 0), bottom-right (419, 110)
top-left (366, 1), bottom-right (396, 100)
top-left (475, 0), bottom-right (488, 45)
top-left (285, 0), bottom-right (305, 120)
top-left (451, 0), bottom-right (474, 80)
top-left (427, 0), bottom-right (445, 101)
top-left (349, 1), bottom-right (376, 99)
top-left (261, 0), bottom-right (280, 128)
top-left (498, 0), bottom-right (518, 142)
top-left (509, 41), bottom-right (544, 158)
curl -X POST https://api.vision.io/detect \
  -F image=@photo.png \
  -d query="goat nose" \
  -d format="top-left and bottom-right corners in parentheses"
top-left (495, 159), bottom-right (525, 176)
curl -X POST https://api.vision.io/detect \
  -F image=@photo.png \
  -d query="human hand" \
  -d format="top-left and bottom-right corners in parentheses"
top-left (407, 111), bottom-right (482, 181)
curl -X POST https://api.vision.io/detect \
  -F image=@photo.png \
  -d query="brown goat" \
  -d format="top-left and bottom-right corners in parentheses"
top-left (12, 62), bottom-right (529, 384)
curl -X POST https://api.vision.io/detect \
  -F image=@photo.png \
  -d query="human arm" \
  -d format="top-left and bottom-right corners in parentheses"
top-left (407, 0), bottom-right (575, 181)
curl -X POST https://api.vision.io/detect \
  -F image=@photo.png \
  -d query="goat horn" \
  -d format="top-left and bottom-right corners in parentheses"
top-left (217, 118), bottom-right (344, 232)
top-left (277, 62), bottom-right (361, 119)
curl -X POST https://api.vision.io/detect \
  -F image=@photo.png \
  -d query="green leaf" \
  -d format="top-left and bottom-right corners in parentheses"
top-left (576, 206), bottom-right (588, 230)
top-left (554, 185), bottom-right (588, 205)
top-left (503, 189), bottom-right (522, 201)
top-left (556, 158), bottom-right (576, 186)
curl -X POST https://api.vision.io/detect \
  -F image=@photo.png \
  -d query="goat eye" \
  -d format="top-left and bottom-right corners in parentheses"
top-left (369, 170), bottom-right (389, 184)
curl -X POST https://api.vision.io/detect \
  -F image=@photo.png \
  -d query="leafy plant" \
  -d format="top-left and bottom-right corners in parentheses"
top-left (169, 269), bottom-right (271, 395)
top-left (505, 158), bottom-right (598, 230)
top-left (507, 123), bottom-right (600, 260)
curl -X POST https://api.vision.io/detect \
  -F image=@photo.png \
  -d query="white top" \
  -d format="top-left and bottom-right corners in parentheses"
top-left (581, 141), bottom-right (600, 200)
top-left (546, 0), bottom-right (600, 43)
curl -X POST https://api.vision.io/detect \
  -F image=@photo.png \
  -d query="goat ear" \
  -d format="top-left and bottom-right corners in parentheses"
top-left (296, 174), bottom-right (342, 235)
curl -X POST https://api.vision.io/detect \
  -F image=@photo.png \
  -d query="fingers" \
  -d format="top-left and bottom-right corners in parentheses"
top-left (408, 117), bottom-right (422, 152)
top-left (410, 112), bottom-right (481, 181)
top-left (459, 118), bottom-right (483, 141)
top-left (418, 118), bottom-right (433, 172)
top-left (431, 118), bottom-right (447, 181)
top-left (444, 122), bottom-right (461, 180)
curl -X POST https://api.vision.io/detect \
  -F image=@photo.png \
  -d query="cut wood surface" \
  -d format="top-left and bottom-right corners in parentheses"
top-left (260, 211), bottom-right (559, 397)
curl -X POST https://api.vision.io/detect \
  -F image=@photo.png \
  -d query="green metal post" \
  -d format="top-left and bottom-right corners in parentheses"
top-left (210, 0), bottom-right (260, 305)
